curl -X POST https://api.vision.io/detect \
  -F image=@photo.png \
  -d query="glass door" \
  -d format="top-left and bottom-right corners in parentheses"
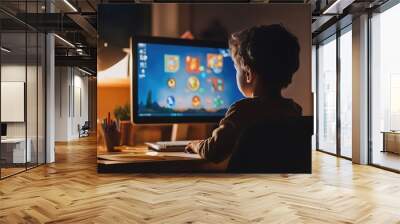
top-left (317, 35), bottom-right (337, 155)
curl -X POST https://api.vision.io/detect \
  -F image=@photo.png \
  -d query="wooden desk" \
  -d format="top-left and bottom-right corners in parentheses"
top-left (1, 138), bottom-right (32, 164)
top-left (382, 131), bottom-right (400, 154)
top-left (97, 145), bottom-right (226, 173)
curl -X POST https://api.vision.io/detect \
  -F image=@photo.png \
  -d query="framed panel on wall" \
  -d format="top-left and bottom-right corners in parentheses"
top-left (1, 82), bottom-right (25, 122)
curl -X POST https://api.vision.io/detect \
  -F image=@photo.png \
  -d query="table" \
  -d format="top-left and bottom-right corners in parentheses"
top-left (1, 138), bottom-right (31, 164)
top-left (97, 145), bottom-right (227, 173)
top-left (382, 131), bottom-right (400, 154)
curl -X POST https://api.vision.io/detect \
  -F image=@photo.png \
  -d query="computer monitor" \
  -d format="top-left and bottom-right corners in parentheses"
top-left (132, 36), bottom-right (243, 123)
top-left (1, 123), bottom-right (7, 137)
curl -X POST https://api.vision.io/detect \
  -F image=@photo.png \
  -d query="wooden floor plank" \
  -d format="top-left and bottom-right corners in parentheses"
top-left (0, 136), bottom-right (400, 223)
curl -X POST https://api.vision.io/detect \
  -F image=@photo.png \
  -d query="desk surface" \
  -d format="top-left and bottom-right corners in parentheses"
top-left (97, 145), bottom-right (226, 172)
top-left (98, 145), bottom-right (201, 163)
top-left (381, 131), bottom-right (400, 134)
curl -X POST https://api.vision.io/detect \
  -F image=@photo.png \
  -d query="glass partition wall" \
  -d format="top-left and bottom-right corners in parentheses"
top-left (0, 2), bottom-right (46, 179)
top-left (316, 26), bottom-right (353, 159)
top-left (317, 35), bottom-right (337, 155)
top-left (370, 2), bottom-right (400, 171)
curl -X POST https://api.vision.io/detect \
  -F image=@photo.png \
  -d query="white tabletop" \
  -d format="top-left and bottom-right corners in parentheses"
top-left (1, 138), bottom-right (26, 144)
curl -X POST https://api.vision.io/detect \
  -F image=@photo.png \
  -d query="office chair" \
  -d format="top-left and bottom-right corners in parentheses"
top-left (79, 121), bottom-right (90, 138)
top-left (227, 116), bottom-right (313, 173)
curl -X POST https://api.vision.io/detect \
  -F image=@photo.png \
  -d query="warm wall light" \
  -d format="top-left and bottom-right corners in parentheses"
top-left (98, 54), bottom-right (129, 81)
top-left (1, 47), bottom-right (11, 53)
top-left (54, 34), bottom-right (75, 48)
top-left (63, 0), bottom-right (78, 12)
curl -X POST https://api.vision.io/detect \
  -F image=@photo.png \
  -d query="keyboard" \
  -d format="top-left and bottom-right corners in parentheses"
top-left (145, 141), bottom-right (191, 152)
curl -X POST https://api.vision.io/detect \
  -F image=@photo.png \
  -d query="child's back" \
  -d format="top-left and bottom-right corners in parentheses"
top-left (194, 96), bottom-right (302, 163)
top-left (186, 24), bottom-right (302, 164)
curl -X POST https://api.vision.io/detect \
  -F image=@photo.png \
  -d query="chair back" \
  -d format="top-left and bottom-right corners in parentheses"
top-left (227, 116), bottom-right (313, 173)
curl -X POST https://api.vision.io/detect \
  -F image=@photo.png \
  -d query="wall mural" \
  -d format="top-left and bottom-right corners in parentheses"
top-left (97, 4), bottom-right (312, 173)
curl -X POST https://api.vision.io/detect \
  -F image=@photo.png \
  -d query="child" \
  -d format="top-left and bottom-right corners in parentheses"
top-left (185, 24), bottom-right (302, 164)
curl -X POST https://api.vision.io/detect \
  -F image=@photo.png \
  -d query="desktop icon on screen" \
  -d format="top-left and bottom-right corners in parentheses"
top-left (166, 96), bottom-right (176, 108)
top-left (207, 53), bottom-right (223, 74)
top-left (192, 96), bottom-right (201, 107)
top-left (213, 97), bottom-right (224, 108)
top-left (185, 56), bottom-right (201, 74)
top-left (167, 78), bottom-right (176, 88)
top-left (164, 55), bottom-right (180, 73)
top-left (187, 76), bottom-right (200, 92)
top-left (209, 78), bottom-right (224, 92)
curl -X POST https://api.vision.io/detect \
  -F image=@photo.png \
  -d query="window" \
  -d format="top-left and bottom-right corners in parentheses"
top-left (370, 2), bottom-right (400, 171)
top-left (316, 25), bottom-right (353, 159)
top-left (317, 36), bottom-right (337, 154)
top-left (339, 29), bottom-right (352, 158)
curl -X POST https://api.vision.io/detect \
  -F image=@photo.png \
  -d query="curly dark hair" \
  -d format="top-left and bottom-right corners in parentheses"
top-left (229, 24), bottom-right (300, 89)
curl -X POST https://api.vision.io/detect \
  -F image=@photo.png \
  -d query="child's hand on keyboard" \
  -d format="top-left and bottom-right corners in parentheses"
top-left (185, 140), bottom-right (202, 154)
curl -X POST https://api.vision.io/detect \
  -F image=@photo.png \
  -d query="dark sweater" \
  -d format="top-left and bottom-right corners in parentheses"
top-left (195, 97), bottom-right (302, 163)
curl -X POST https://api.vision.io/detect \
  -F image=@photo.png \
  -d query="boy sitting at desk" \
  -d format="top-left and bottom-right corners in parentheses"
top-left (185, 24), bottom-right (302, 164)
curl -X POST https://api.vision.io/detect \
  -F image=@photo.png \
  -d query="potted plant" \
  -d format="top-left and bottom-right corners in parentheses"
top-left (113, 104), bottom-right (131, 145)
top-left (114, 104), bottom-right (130, 121)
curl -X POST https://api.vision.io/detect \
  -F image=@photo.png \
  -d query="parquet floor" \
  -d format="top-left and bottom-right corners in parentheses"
top-left (1, 136), bottom-right (400, 224)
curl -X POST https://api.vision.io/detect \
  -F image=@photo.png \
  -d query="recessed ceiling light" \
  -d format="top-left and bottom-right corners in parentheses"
top-left (78, 67), bottom-right (93, 76)
top-left (54, 34), bottom-right (75, 48)
top-left (63, 0), bottom-right (78, 12)
top-left (322, 0), bottom-right (354, 15)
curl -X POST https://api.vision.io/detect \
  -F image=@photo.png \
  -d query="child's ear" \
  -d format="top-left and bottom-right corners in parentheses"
top-left (245, 72), bottom-right (252, 83)
top-left (243, 66), bottom-right (252, 84)
top-left (245, 68), bottom-right (254, 84)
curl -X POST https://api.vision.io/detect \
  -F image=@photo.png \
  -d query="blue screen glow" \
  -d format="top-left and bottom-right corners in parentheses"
top-left (136, 42), bottom-right (243, 118)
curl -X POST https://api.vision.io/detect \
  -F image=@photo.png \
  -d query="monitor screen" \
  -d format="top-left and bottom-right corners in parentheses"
top-left (132, 37), bottom-right (243, 123)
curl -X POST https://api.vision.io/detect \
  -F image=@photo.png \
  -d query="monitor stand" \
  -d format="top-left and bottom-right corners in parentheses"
top-left (171, 124), bottom-right (189, 141)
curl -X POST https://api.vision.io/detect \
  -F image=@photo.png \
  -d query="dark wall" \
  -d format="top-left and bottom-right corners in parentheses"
top-left (97, 4), bottom-right (151, 71)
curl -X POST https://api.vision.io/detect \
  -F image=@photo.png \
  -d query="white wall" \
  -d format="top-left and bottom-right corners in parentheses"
top-left (55, 67), bottom-right (89, 141)
top-left (55, 67), bottom-right (69, 141)
top-left (72, 73), bottom-right (89, 138)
